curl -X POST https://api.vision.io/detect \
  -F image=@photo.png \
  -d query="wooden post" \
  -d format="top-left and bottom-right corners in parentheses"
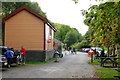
top-left (113, 45), bottom-right (115, 55)
top-left (91, 54), bottom-right (93, 62)
top-left (108, 46), bottom-right (110, 57)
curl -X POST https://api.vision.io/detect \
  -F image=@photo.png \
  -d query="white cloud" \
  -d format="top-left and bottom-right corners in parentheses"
top-left (31, 0), bottom-right (100, 35)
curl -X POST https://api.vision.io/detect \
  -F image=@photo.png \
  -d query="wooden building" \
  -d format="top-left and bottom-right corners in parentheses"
top-left (2, 6), bottom-right (57, 61)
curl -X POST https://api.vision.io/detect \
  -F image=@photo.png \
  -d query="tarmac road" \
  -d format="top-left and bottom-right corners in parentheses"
top-left (2, 52), bottom-right (101, 78)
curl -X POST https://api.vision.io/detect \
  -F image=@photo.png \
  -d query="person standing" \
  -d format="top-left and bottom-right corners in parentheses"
top-left (20, 46), bottom-right (26, 65)
top-left (100, 49), bottom-right (105, 57)
top-left (73, 48), bottom-right (77, 54)
top-left (68, 47), bottom-right (71, 54)
top-left (5, 48), bottom-right (14, 68)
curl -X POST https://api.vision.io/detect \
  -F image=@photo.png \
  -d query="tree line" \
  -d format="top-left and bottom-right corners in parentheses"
top-left (81, 1), bottom-right (120, 55)
top-left (53, 23), bottom-right (83, 47)
top-left (2, 2), bottom-right (46, 17)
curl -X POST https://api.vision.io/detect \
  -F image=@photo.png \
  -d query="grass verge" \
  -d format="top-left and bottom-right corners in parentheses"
top-left (25, 58), bottom-right (56, 64)
top-left (88, 59), bottom-right (119, 79)
top-left (88, 59), bottom-right (100, 65)
top-left (96, 68), bottom-right (119, 79)
top-left (88, 59), bottom-right (117, 65)
top-left (25, 61), bottom-right (48, 64)
top-left (54, 60), bottom-right (59, 63)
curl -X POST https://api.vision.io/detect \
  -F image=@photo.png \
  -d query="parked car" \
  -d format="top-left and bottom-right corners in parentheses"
top-left (82, 48), bottom-right (86, 52)
top-left (84, 48), bottom-right (90, 52)
top-left (0, 46), bottom-right (22, 67)
top-left (91, 47), bottom-right (103, 54)
top-left (0, 46), bottom-right (9, 67)
top-left (12, 50), bottom-right (23, 65)
top-left (88, 47), bottom-right (103, 57)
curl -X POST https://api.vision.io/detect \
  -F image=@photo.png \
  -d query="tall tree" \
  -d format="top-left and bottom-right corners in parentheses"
top-left (64, 30), bottom-right (78, 46)
top-left (2, 2), bottom-right (46, 17)
top-left (53, 23), bottom-right (72, 42)
top-left (64, 28), bottom-right (83, 46)
top-left (82, 2), bottom-right (120, 55)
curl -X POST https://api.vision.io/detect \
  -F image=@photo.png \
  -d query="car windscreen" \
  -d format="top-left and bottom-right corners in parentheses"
top-left (0, 48), bottom-right (8, 55)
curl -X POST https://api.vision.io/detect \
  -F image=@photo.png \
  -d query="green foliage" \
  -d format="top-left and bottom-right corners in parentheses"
top-left (2, 2), bottom-right (46, 17)
top-left (64, 30), bottom-right (78, 46)
top-left (54, 23), bottom-right (83, 47)
top-left (72, 0), bottom-right (79, 4)
top-left (58, 45), bottom-right (62, 50)
top-left (82, 2), bottom-right (120, 49)
top-left (71, 39), bottom-right (90, 49)
top-left (54, 23), bottom-right (72, 42)
top-left (54, 60), bottom-right (59, 63)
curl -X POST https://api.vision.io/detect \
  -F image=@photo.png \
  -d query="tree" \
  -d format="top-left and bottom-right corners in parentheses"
top-left (64, 29), bottom-right (83, 47)
top-left (64, 30), bottom-right (77, 46)
top-left (82, 2), bottom-right (120, 55)
top-left (72, 28), bottom-right (83, 42)
top-left (54, 23), bottom-right (83, 47)
top-left (2, 2), bottom-right (46, 17)
top-left (53, 23), bottom-right (72, 42)
top-left (71, 39), bottom-right (91, 49)
top-left (72, 0), bottom-right (79, 4)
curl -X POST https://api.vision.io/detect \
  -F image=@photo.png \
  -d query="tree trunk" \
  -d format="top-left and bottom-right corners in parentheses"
top-left (91, 54), bottom-right (93, 62)
top-left (108, 46), bottom-right (110, 57)
top-left (113, 45), bottom-right (115, 55)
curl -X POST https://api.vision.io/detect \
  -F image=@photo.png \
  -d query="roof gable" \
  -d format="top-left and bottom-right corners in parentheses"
top-left (2, 6), bottom-right (56, 32)
top-left (2, 6), bottom-right (48, 23)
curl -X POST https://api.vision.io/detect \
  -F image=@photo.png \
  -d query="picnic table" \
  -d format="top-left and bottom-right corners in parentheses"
top-left (98, 57), bottom-right (119, 67)
top-left (113, 69), bottom-right (120, 79)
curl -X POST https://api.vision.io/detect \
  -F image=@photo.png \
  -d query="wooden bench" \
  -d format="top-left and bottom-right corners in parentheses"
top-left (113, 69), bottom-right (120, 79)
top-left (98, 57), bottom-right (119, 67)
top-left (115, 69), bottom-right (120, 72)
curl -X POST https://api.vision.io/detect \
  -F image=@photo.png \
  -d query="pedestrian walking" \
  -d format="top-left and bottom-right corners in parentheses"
top-left (5, 48), bottom-right (14, 68)
top-left (92, 49), bottom-right (97, 60)
top-left (20, 46), bottom-right (26, 65)
top-left (73, 48), bottom-right (77, 54)
top-left (100, 49), bottom-right (105, 57)
top-left (68, 47), bottom-right (71, 54)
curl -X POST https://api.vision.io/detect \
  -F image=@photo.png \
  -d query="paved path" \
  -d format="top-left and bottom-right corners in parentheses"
top-left (2, 52), bottom-right (101, 78)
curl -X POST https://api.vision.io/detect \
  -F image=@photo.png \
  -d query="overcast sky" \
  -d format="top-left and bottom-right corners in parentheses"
top-left (31, 0), bottom-right (100, 35)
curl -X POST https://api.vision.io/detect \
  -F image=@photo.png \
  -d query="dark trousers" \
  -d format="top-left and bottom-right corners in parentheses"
top-left (7, 58), bottom-right (12, 65)
top-left (21, 55), bottom-right (25, 64)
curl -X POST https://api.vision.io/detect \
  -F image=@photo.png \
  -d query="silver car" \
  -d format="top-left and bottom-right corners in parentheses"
top-left (0, 46), bottom-right (8, 67)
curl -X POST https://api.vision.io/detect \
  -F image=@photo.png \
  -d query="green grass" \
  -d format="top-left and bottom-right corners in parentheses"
top-left (54, 60), bottom-right (59, 63)
top-left (25, 58), bottom-right (56, 64)
top-left (96, 68), bottom-right (119, 79)
top-left (88, 59), bottom-right (118, 65)
top-left (88, 59), bottom-right (100, 65)
top-left (25, 61), bottom-right (48, 64)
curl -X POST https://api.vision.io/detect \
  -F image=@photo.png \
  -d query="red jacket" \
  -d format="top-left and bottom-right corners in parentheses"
top-left (20, 48), bottom-right (26, 56)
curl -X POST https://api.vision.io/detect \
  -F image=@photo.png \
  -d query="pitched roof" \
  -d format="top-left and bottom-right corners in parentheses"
top-left (54, 38), bottom-right (64, 45)
top-left (2, 6), bottom-right (56, 32)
